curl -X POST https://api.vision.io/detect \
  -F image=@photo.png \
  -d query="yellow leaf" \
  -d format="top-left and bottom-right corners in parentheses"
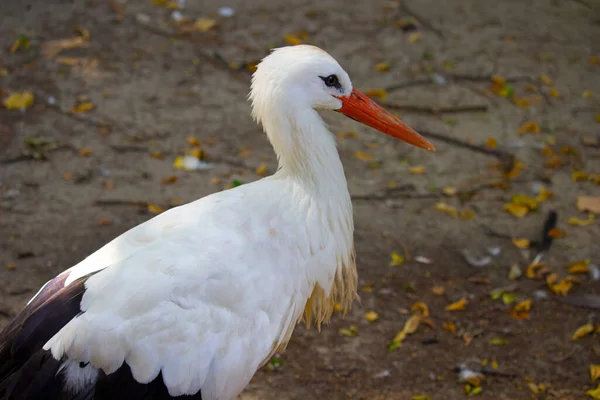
top-left (187, 136), bottom-right (201, 146)
top-left (587, 384), bottom-right (600, 399)
top-left (512, 238), bottom-right (530, 249)
top-left (460, 208), bottom-right (476, 220)
top-left (442, 187), bottom-right (457, 196)
top-left (503, 160), bottom-right (526, 180)
top-left (442, 321), bottom-right (456, 334)
top-left (284, 34), bottom-right (302, 45)
top-left (408, 32), bottom-right (421, 43)
top-left (511, 194), bottom-right (539, 210)
top-left (96, 217), bottom-right (112, 226)
top-left (364, 88), bottom-right (388, 101)
top-left (568, 260), bottom-right (590, 274)
top-left (591, 365), bottom-right (600, 383)
top-left (411, 302), bottom-right (429, 317)
top-left (546, 272), bottom-right (558, 286)
top-left (3, 91), bottom-right (34, 110)
top-left (577, 196), bottom-right (600, 214)
top-left (389, 252), bottom-right (404, 266)
top-left (147, 203), bottom-right (164, 214)
top-left (375, 62), bottom-right (391, 72)
top-left (572, 324), bottom-right (595, 340)
top-left (432, 286), bottom-right (445, 295)
top-left (72, 26), bottom-right (91, 40)
top-left (412, 396), bottom-right (432, 400)
top-left (446, 298), bottom-right (467, 311)
top-left (568, 214), bottom-right (595, 226)
top-left (573, 170), bottom-right (589, 182)
top-left (392, 315), bottom-right (421, 344)
top-left (504, 203), bottom-right (529, 218)
top-left (514, 299), bottom-right (532, 312)
top-left (583, 90), bottom-right (594, 99)
top-left (193, 18), bottom-right (216, 32)
top-left (355, 151), bottom-right (374, 161)
top-left (7, 263), bottom-right (16, 269)
top-left (491, 75), bottom-right (505, 85)
top-left (435, 202), bottom-right (458, 218)
top-left (591, 56), bottom-right (600, 65)
top-left (70, 102), bottom-right (95, 113)
top-left (549, 87), bottom-right (560, 98)
top-left (255, 163), bottom-right (268, 176)
top-left (489, 337), bottom-right (508, 345)
top-left (517, 121), bottom-right (540, 134)
top-left (160, 175), bottom-right (178, 184)
top-left (486, 137), bottom-right (497, 148)
top-left (596, 113), bottom-right (600, 124)
top-left (409, 165), bottom-right (425, 174)
top-left (526, 262), bottom-right (545, 279)
top-left (539, 74), bottom-right (552, 85)
top-left (338, 325), bottom-right (358, 337)
top-left (549, 279), bottom-right (573, 296)
top-left (536, 186), bottom-right (552, 202)
top-left (79, 147), bottom-right (93, 157)
top-left (365, 311), bottom-right (379, 322)
top-left (336, 131), bottom-right (358, 140)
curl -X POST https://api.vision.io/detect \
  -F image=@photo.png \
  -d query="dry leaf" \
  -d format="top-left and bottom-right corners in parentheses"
top-left (568, 260), bottom-right (590, 274)
top-left (432, 286), bottom-right (445, 295)
top-left (489, 337), bottom-right (508, 345)
top-left (411, 302), bottom-right (429, 317)
top-left (96, 217), bottom-right (112, 226)
top-left (460, 209), bottom-right (476, 220)
top-left (573, 171), bottom-right (589, 182)
top-left (338, 325), bottom-right (358, 337)
top-left (509, 299), bottom-right (532, 320)
top-left (587, 384), bottom-right (600, 399)
top-left (187, 136), bottom-right (201, 146)
top-left (486, 137), bottom-right (497, 148)
top-left (549, 279), bottom-right (573, 296)
top-left (409, 165), bottom-right (425, 174)
top-left (435, 202), bottom-right (459, 218)
top-left (442, 187), bottom-right (457, 196)
top-left (3, 91), bottom-right (34, 110)
top-left (160, 175), bottom-right (178, 184)
top-left (70, 102), bottom-right (95, 113)
top-left (591, 365), bottom-right (600, 383)
top-left (193, 18), bottom-right (216, 32)
top-left (408, 32), bottom-right (421, 43)
top-left (375, 62), bottom-right (391, 72)
top-left (572, 323), bottom-right (595, 340)
top-left (355, 151), bottom-right (374, 161)
top-left (365, 311), bottom-right (379, 322)
top-left (7, 263), bottom-right (16, 269)
top-left (569, 214), bottom-right (595, 226)
top-left (577, 197), bottom-right (600, 214)
top-left (504, 203), bottom-right (529, 218)
top-left (79, 147), bottom-right (93, 157)
top-left (503, 160), bottom-right (526, 180)
top-left (583, 90), bottom-right (594, 99)
top-left (512, 238), bottom-right (530, 249)
top-left (539, 74), bottom-right (552, 85)
top-left (549, 87), bottom-right (560, 98)
top-left (41, 37), bottom-right (89, 58)
top-left (392, 315), bottom-right (420, 343)
top-left (255, 163), bottom-right (268, 176)
top-left (337, 131), bottom-right (358, 140)
top-left (389, 252), bottom-right (404, 266)
top-left (446, 298), bottom-right (467, 311)
top-left (364, 88), bottom-right (388, 102)
top-left (284, 34), bottom-right (302, 45)
top-left (526, 262), bottom-right (545, 279)
top-left (442, 321), bottom-right (456, 334)
top-left (518, 121), bottom-right (540, 134)
top-left (151, 151), bottom-right (165, 159)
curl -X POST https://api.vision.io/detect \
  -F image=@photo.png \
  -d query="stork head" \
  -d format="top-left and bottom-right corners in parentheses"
top-left (250, 45), bottom-right (434, 151)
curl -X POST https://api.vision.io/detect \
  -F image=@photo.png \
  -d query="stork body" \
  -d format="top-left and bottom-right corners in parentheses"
top-left (0, 45), bottom-right (433, 400)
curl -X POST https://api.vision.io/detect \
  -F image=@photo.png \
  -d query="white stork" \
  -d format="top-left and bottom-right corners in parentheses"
top-left (0, 45), bottom-right (434, 400)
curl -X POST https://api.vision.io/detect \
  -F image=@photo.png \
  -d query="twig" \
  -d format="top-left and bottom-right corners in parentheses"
top-left (385, 104), bottom-right (488, 114)
top-left (399, 1), bottom-right (444, 39)
top-left (94, 199), bottom-right (149, 207)
top-left (109, 144), bottom-right (149, 153)
top-left (385, 74), bottom-right (533, 93)
top-left (418, 129), bottom-right (515, 171)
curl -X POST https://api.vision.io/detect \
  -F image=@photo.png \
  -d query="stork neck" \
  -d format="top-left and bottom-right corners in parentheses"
top-left (266, 109), bottom-right (347, 191)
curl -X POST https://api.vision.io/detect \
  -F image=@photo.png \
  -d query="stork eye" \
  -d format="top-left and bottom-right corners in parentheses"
top-left (320, 74), bottom-right (341, 89)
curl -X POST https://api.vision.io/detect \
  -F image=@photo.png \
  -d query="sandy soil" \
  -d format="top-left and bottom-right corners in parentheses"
top-left (1, 0), bottom-right (600, 398)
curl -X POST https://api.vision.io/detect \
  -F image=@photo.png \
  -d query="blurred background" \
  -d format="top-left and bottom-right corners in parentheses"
top-left (1, 0), bottom-right (599, 399)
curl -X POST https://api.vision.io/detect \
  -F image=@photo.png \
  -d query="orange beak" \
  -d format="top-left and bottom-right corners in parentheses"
top-left (337, 89), bottom-right (435, 151)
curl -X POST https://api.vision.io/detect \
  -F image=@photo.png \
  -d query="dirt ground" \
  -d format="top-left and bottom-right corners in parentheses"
top-left (1, 0), bottom-right (600, 399)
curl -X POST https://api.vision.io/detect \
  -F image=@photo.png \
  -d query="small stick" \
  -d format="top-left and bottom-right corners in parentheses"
top-left (385, 104), bottom-right (488, 114)
top-left (386, 74), bottom-right (533, 93)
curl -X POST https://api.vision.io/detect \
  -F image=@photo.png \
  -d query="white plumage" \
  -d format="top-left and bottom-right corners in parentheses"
top-left (1, 45), bottom-right (433, 400)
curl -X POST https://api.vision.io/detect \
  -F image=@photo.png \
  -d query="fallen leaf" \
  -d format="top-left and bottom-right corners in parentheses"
top-left (462, 333), bottom-right (473, 347)
top-left (572, 323), bottom-right (595, 340)
top-left (503, 160), bottom-right (526, 180)
top-left (442, 321), bottom-right (456, 334)
top-left (3, 91), bottom-right (34, 110)
top-left (255, 163), bottom-right (268, 176)
top-left (70, 102), bottom-right (95, 113)
top-left (147, 203), bottom-right (165, 214)
top-left (96, 217), bottom-right (112, 226)
top-left (518, 121), bottom-right (540, 134)
top-left (365, 311), bottom-right (379, 322)
top-left (583, 90), bottom-right (594, 99)
top-left (568, 214), bottom-right (595, 226)
top-left (284, 34), bottom-right (302, 45)
top-left (509, 264), bottom-right (522, 280)
top-left (151, 151), bottom-right (165, 159)
top-left (460, 209), bottom-right (476, 219)
top-left (41, 37), bottom-right (89, 58)
top-left (392, 315), bottom-right (420, 344)
top-left (408, 32), bottom-right (421, 43)
top-left (411, 302), bottom-right (429, 317)
top-left (9, 34), bottom-right (31, 54)
top-left (435, 202), bottom-right (459, 218)
top-left (489, 337), bottom-right (508, 345)
top-left (337, 131), bottom-right (358, 140)
top-left (549, 279), bottom-right (573, 296)
top-left (573, 171), bottom-right (589, 182)
top-left (409, 165), bottom-right (425, 174)
top-left (364, 88), bottom-right (388, 101)
top-left (7, 263), bottom-right (16, 269)
top-left (186, 136), bottom-right (201, 146)
top-left (442, 186), bottom-right (457, 196)
top-left (432, 286), bottom-right (445, 295)
top-left (509, 299), bottom-right (532, 320)
top-left (160, 175), bottom-right (178, 184)
top-left (375, 62), bottom-right (391, 72)
top-left (193, 18), bottom-right (216, 32)
top-left (577, 197), bottom-right (600, 214)
top-left (526, 262), bottom-right (545, 279)
top-left (587, 384), bottom-right (600, 399)
top-left (486, 137), bottom-right (497, 148)
top-left (339, 325), bottom-right (358, 337)
top-left (512, 238), bottom-right (530, 249)
top-left (412, 396), bottom-right (431, 400)
top-left (504, 203), bottom-right (529, 218)
top-left (549, 87), bottom-right (560, 97)
top-left (540, 74), bottom-right (552, 85)
top-left (79, 147), bottom-right (93, 157)
top-left (355, 151), bottom-right (374, 161)
top-left (568, 260), bottom-right (590, 274)
top-left (446, 298), bottom-right (467, 311)
top-left (592, 365), bottom-right (600, 383)
top-left (389, 252), bottom-right (404, 266)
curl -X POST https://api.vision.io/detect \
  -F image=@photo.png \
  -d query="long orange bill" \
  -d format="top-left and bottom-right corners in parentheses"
top-left (336, 88), bottom-right (435, 151)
